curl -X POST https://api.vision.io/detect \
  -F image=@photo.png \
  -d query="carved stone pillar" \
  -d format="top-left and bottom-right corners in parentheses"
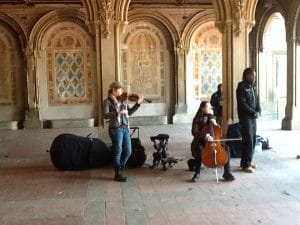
top-left (97, 0), bottom-right (118, 127)
top-left (281, 23), bottom-right (300, 130)
top-left (99, 0), bottom-right (114, 39)
top-left (175, 38), bottom-right (187, 113)
top-left (23, 47), bottom-right (42, 128)
top-left (216, 11), bottom-right (255, 129)
top-left (172, 38), bottom-right (191, 124)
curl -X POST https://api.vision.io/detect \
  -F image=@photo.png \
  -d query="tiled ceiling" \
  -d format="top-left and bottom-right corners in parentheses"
top-left (130, 0), bottom-right (212, 4)
top-left (0, 0), bottom-right (81, 4)
top-left (0, 0), bottom-right (211, 5)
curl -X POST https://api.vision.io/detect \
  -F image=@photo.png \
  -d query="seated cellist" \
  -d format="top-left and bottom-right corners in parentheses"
top-left (191, 101), bottom-right (235, 182)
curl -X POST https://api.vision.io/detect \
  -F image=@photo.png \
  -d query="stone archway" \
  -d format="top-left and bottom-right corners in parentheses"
top-left (29, 10), bottom-right (96, 127)
top-left (0, 15), bottom-right (26, 129)
top-left (122, 12), bottom-right (177, 124)
top-left (281, 0), bottom-right (300, 130)
top-left (83, 0), bottom-right (261, 127)
top-left (180, 10), bottom-right (221, 115)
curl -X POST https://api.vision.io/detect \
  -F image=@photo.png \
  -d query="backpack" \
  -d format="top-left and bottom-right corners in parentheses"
top-left (126, 127), bottom-right (147, 167)
top-left (226, 123), bottom-right (242, 158)
top-left (256, 135), bottom-right (271, 150)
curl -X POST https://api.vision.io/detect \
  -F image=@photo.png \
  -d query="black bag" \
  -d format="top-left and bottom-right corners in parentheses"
top-left (256, 135), bottom-right (271, 150)
top-left (226, 123), bottom-right (242, 158)
top-left (126, 127), bottom-right (147, 167)
top-left (50, 133), bottom-right (112, 171)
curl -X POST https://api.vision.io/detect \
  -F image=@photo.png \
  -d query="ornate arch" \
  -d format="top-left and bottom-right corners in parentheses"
top-left (115, 0), bottom-right (130, 22)
top-left (185, 15), bottom-right (223, 100)
top-left (29, 9), bottom-right (88, 53)
top-left (128, 10), bottom-right (178, 50)
top-left (289, 0), bottom-right (300, 40)
top-left (211, 0), bottom-right (230, 32)
top-left (121, 12), bottom-right (177, 100)
top-left (182, 9), bottom-right (216, 50)
top-left (28, 9), bottom-right (95, 111)
top-left (0, 15), bottom-right (26, 119)
top-left (245, 0), bottom-right (259, 26)
top-left (81, 0), bottom-right (101, 21)
top-left (0, 13), bottom-right (26, 50)
top-left (212, 0), bottom-right (258, 34)
top-left (252, 6), bottom-right (285, 53)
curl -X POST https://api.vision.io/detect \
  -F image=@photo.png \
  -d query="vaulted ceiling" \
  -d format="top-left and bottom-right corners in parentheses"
top-left (0, 0), bottom-right (211, 5)
top-left (130, 0), bottom-right (212, 4)
top-left (0, 0), bottom-right (81, 4)
top-left (0, 0), bottom-right (293, 16)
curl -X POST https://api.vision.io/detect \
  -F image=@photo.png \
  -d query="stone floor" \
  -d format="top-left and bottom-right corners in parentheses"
top-left (1, 120), bottom-right (300, 225)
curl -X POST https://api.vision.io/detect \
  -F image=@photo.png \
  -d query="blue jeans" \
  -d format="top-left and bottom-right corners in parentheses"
top-left (110, 127), bottom-right (132, 170)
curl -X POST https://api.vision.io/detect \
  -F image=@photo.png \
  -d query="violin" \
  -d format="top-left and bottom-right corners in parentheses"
top-left (117, 92), bottom-right (152, 103)
top-left (201, 120), bottom-right (228, 168)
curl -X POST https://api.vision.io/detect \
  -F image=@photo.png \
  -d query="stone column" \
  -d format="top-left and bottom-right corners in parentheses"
top-left (173, 39), bottom-right (190, 123)
top-left (216, 17), bottom-right (255, 131)
top-left (176, 39), bottom-right (187, 111)
top-left (94, 21), bottom-right (103, 127)
top-left (98, 0), bottom-right (117, 126)
top-left (281, 24), bottom-right (300, 130)
top-left (97, 0), bottom-right (120, 142)
top-left (23, 47), bottom-right (42, 128)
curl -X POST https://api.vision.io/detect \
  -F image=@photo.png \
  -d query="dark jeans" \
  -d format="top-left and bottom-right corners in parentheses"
top-left (109, 127), bottom-right (132, 170)
top-left (194, 140), bottom-right (231, 173)
top-left (240, 118), bottom-right (257, 168)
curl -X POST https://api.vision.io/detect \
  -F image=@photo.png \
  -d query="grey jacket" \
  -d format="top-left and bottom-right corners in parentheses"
top-left (103, 95), bottom-right (140, 129)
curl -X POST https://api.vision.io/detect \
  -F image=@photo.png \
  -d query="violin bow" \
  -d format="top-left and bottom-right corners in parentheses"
top-left (125, 83), bottom-right (130, 129)
top-left (208, 138), bottom-right (242, 142)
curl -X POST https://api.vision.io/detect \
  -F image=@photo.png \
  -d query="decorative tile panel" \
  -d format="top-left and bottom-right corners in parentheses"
top-left (46, 24), bottom-right (93, 106)
top-left (192, 23), bottom-right (222, 100)
top-left (121, 22), bottom-right (167, 101)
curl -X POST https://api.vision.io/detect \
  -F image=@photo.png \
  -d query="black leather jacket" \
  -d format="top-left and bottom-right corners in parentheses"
top-left (236, 81), bottom-right (261, 120)
top-left (210, 91), bottom-right (223, 119)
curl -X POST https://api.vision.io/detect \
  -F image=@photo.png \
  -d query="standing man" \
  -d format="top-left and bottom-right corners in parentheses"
top-left (210, 83), bottom-right (223, 125)
top-left (236, 68), bottom-right (261, 173)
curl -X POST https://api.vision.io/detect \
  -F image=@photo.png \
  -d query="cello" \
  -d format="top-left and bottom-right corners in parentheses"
top-left (200, 117), bottom-right (228, 183)
top-left (201, 119), bottom-right (228, 169)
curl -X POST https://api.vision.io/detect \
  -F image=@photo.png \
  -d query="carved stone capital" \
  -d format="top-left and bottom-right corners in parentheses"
top-left (215, 20), bottom-right (232, 34)
top-left (175, 38), bottom-right (185, 56)
top-left (24, 46), bottom-right (39, 110)
top-left (246, 20), bottom-right (255, 33)
top-left (99, 0), bottom-right (115, 39)
top-left (115, 20), bottom-right (128, 36)
top-left (232, 0), bottom-right (246, 36)
top-left (215, 21), bottom-right (225, 33)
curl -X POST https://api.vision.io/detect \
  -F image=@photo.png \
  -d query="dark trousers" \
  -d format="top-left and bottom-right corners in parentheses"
top-left (240, 118), bottom-right (257, 168)
top-left (194, 141), bottom-right (231, 173)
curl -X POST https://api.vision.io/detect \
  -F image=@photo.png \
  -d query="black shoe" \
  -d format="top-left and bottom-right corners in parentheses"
top-left (114, 170), bottom-right (127, 182)
top-left (191, 173), bottom-right (200, 182)
top-left (187, 159), bottom-right (195, 171)
top-left (222, 171), bottom-right (235, 181)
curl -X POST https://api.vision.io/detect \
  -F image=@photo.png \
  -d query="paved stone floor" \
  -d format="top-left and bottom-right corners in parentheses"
top-left (1, 121), bottom-right (300, 225)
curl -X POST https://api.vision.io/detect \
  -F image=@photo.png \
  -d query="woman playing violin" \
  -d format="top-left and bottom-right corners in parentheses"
top-left (103, 81), bottom-right (144, 182)
top-left (190, 101), bottom-right (235, 182)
